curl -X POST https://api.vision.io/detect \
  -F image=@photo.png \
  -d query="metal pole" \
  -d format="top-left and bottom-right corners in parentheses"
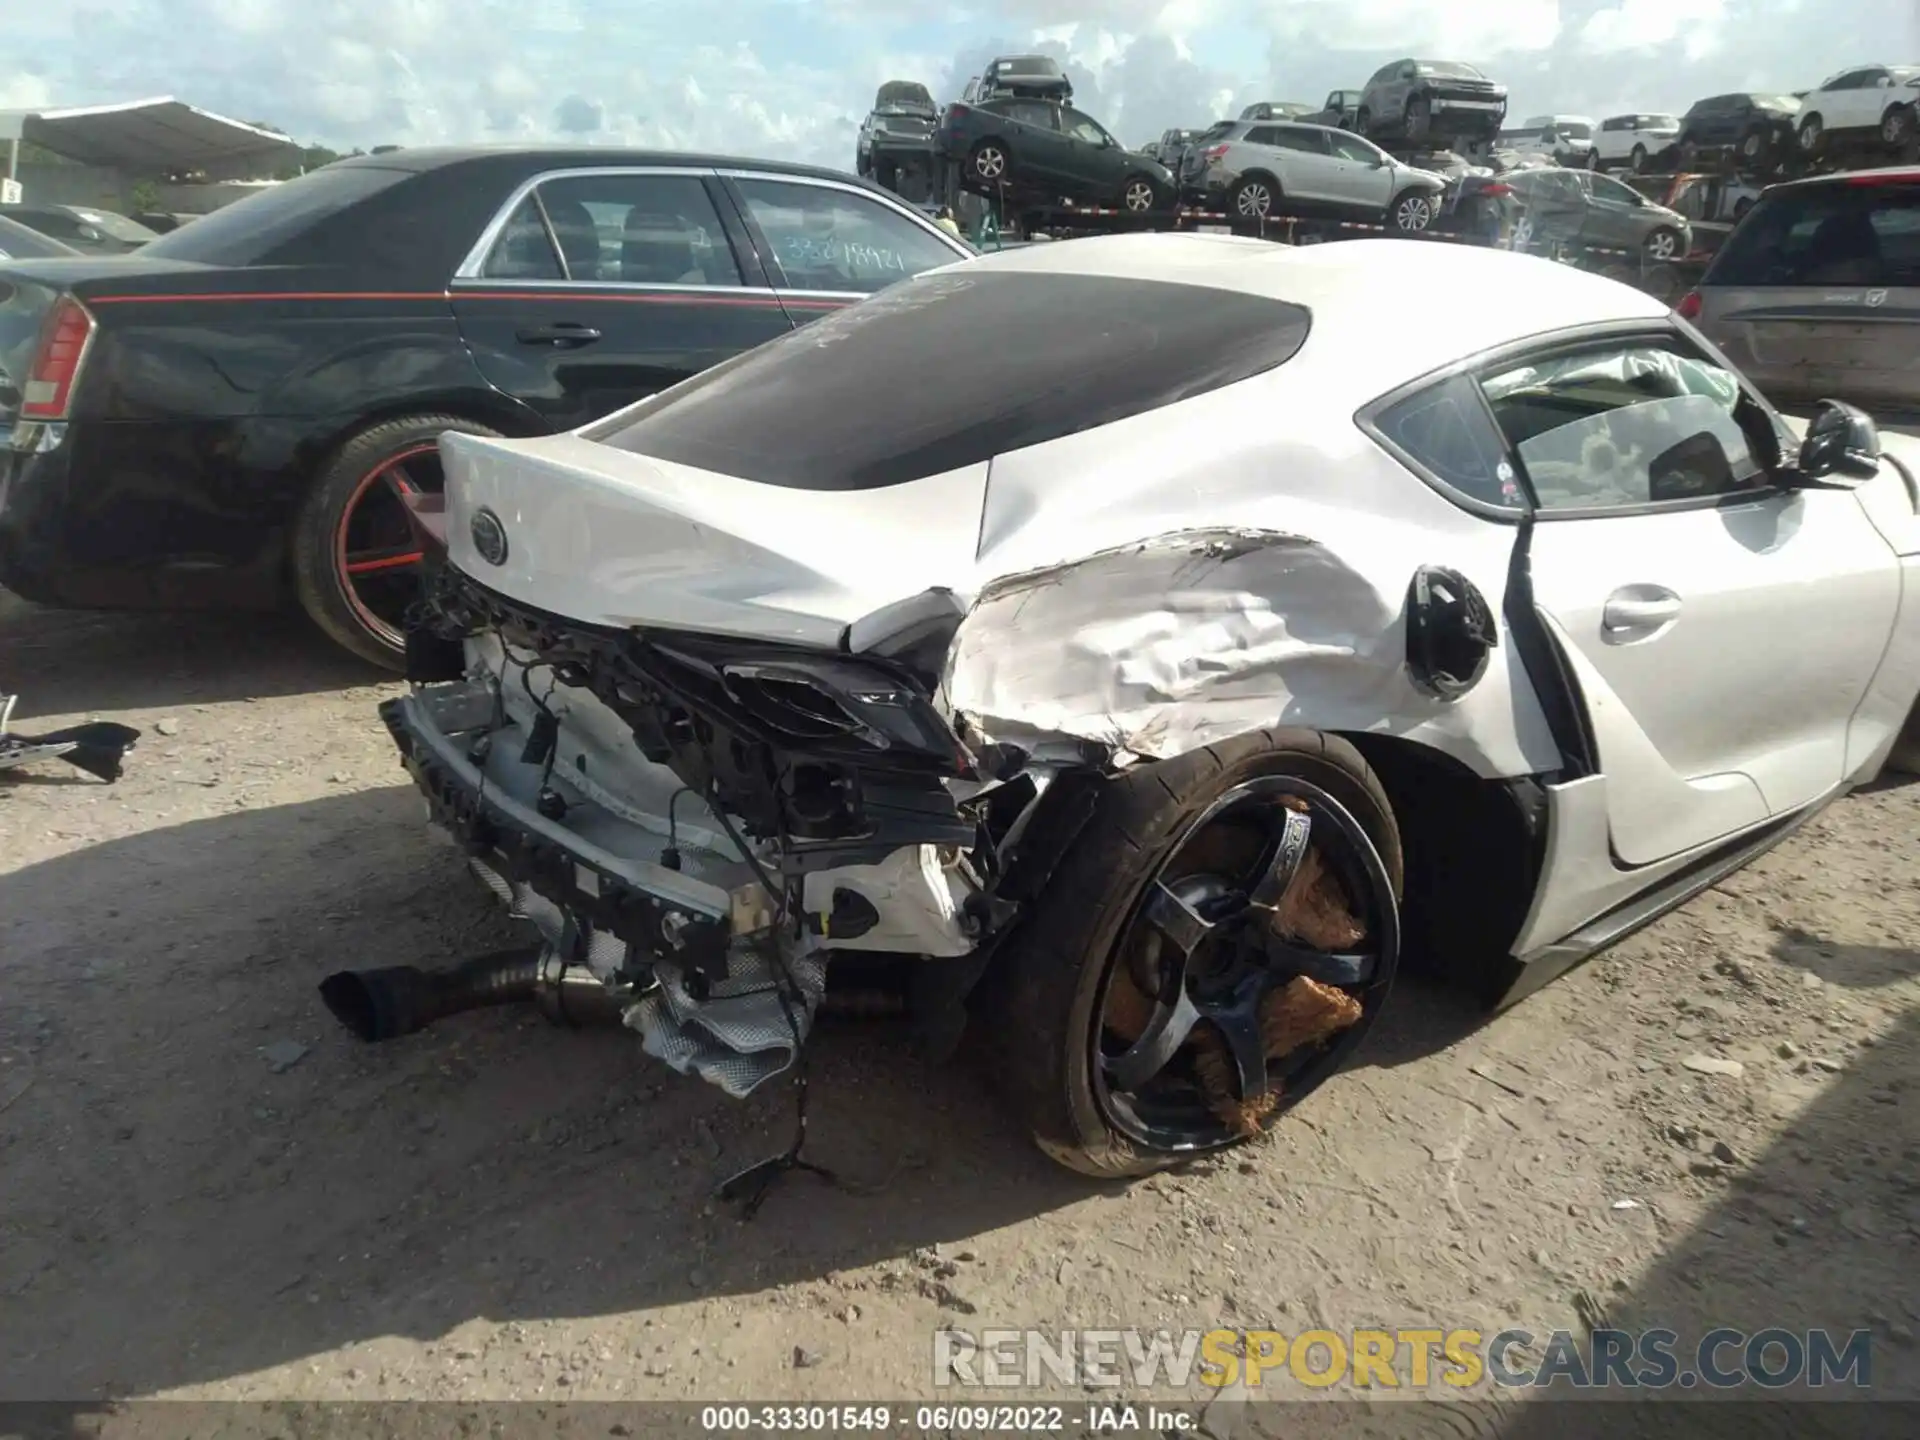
top-left (6, 136), bottom-right (18, 180)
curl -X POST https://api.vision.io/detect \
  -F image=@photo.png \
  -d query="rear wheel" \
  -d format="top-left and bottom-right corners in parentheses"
top-left (292, 413), bottom-right (504, 670)
top-left (1231, 174), bottom-right (1279, 219)
top-left (969, 141), bottom-right (1011, 186)
top-left (1355, 107), bottom-right (1373, 137)
top-left (1628, 143), bottom-right (1648, 173)
top-left (1797, 114), bottom-right (1824, 154)
top-left (1738, 127), bottom-right (1770, 170)
top-left (1884, 105), bottom-right (1915, 146)
top-left (982, 729), bottom-right (1403, 1178)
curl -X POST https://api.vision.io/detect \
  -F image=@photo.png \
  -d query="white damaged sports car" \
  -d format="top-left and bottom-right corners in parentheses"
top-left (331, 234), bottom-right (1920, 1178)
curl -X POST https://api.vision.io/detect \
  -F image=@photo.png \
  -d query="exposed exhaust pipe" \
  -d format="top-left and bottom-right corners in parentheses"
top-left (319, 945), bottom-right (626, 1042)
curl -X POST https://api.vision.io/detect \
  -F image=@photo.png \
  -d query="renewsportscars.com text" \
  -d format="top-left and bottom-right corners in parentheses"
top-left (933, 1326), bottom-right (1876, 1391)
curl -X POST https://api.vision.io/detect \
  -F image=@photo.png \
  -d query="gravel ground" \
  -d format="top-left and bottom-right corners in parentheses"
top-left (1, 596), bottom-right (1916, 1430)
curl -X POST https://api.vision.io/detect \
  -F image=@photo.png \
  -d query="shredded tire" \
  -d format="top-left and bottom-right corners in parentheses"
top-left (978, 728), bottom-right (1404, 1179)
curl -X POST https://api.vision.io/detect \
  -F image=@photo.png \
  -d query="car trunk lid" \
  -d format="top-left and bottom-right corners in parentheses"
top-left (435, 429), bottom-right (991, 648)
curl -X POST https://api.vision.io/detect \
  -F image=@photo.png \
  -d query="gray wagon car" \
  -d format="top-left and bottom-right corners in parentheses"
top-left (1681, 166), bottom-right (1920, 421)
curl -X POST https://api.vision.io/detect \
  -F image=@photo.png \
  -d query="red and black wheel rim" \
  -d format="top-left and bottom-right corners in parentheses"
top-left (334, 442), bottom-right (440, 652)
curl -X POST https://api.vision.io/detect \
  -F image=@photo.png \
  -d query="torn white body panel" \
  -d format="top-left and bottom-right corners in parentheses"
top-left (441, 430), bottom-right (992, 646)
top-left (798, 846), bottom-right (980, 957)
top-left (947, 369), bottom-right (1564, 779)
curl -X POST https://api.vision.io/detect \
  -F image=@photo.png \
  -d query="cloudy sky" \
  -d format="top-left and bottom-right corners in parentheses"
top-left (2, 0), bottom-right (1915, 165)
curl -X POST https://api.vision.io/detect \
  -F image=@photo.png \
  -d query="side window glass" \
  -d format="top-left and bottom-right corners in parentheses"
top-left (734, 178), bottom-right (961, 294)
top-left (1272, 127), bottom-right (1330, 154)
top-left (1062, 109), bottom-right (1107, 144)
top-left (1328, 134), bottom-right (1378, 163)
top-left (1245, 126), bottom-right (1279, 147)
top-left (1374, 373), bottom-right (1522, 509)
top-left (480, 195), bottom-right (563, 280)
top-left (528, 173), bottom-right (742, 286)
top-left (1479, 344), bottom-right (1769, 511)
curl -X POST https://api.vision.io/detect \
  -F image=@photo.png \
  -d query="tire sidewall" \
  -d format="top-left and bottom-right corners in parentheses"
top-left (292, 412), bottom-right (504, 668)
top-left (1045, 735), bottom-right (1404, 1173)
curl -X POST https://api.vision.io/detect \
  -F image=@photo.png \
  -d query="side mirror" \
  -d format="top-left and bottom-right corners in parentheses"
top-left (1793, 399), bottom-right (1881, 485)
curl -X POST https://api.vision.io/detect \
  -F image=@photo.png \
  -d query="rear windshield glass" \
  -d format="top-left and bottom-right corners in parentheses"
top-left (586, 270), bottom-right (1312, 491)
top-left (67, 208), bottom-right (158, 242)
top-left (1706, 180), bottom-right (1920, 288)
top-left (996, 58), bottom-right (1061, 77)
top-left (877, 82), bottom-right (934, 111)
top-left (141, 164), bottom-right (412, 266)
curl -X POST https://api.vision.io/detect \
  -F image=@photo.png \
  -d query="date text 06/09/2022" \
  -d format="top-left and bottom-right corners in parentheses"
top-left (699, 1405), bottom-right (1197, 1432)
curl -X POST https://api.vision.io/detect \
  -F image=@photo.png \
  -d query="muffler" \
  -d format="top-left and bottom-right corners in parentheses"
top-left (320, 945), bottom-right (626, 1042)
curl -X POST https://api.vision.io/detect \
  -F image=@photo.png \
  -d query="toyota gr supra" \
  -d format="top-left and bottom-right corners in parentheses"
top-left (334, 234), bottom-right (1920, 1178)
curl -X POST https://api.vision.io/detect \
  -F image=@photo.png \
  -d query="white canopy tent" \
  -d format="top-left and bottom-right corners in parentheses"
top-left (0, 97), bottom-right (302, 185)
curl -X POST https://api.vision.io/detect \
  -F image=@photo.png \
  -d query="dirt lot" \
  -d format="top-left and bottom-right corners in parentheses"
top-left (2, 594), bottom-right (1917, 1427)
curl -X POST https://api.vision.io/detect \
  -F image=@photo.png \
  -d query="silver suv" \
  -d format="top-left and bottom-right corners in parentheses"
top-left (1189, 120), bottom-right (1448, 231)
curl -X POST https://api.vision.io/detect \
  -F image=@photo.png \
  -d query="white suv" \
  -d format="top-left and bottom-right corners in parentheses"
top-left (1794, 65), bottom-right (1920, 154)
top-left (1591, 113), bottom-right (1682, 173)
top-left (1500, 115), bottom-right (1596, 166)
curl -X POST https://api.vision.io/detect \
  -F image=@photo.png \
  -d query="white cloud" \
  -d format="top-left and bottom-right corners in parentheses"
top-left (1257, 0), bottom-right (1563, 56)
top-left (0, 74), bottom-right (54, 111)
top-left (1581, 0), bottom-right (1730, 62)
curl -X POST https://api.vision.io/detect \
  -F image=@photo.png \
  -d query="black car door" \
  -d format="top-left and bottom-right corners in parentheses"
top-left (1059, 107), bottom-right (1125, 200)
top-left (997, 100), bottom-right (1068, 187)
top-left (717, 171), bottom-right (975, 325)
top-left (446, 166), bottom-right (793, 432)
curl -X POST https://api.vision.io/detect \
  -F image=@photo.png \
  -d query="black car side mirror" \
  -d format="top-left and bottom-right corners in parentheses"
top-left (1791, 399), bottom-right (1881, 486)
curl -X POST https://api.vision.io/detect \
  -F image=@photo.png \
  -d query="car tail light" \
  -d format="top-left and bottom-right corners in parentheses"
top-left (1846, 171), bottom-right (1920, 185)
top-left (946, 103), bottom-right (970, 122)
top-left (21, 296), bottom-right (96, 421)
top-left (1675, 290), bottom-right (1703, 320)
top-left (1201, 144), bottom-right (1229, 163)
top-left (1481, 183), bottom-right (1513, 197)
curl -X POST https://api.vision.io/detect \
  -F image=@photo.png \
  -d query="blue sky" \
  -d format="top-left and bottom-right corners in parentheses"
top-left (1, 0), bottom-right (1915, 168)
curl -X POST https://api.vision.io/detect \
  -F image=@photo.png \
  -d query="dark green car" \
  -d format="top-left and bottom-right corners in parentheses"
top-left (937, 95), bottom-right (1177, 212)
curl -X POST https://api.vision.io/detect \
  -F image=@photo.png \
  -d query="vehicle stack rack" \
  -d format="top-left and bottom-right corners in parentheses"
top-left (915, 150), bottom-right (1691, 307)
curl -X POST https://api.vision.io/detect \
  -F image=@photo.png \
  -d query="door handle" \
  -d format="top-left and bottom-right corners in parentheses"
top-left (1601, 587), bottom-right (1682, 642)
top-left (516, 323), bottom-right (603, 347)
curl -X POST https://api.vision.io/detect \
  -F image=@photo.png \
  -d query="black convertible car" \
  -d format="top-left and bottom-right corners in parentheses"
top-left (0, 148), bottom-right (971, 666)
